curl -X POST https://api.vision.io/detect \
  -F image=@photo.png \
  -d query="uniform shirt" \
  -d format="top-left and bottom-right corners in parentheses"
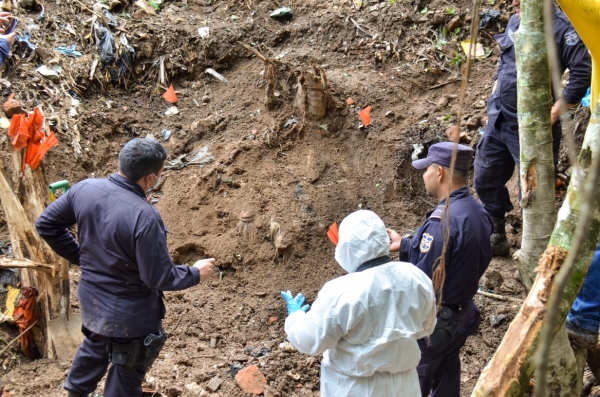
top-left (487, 9), bottom-right (591, 132)
top-left (35, 173), bottom-right (200, 338)
top-left (399, 187), bottom-right (492, 306)
top-left (0, 39), bottom-right (10, 66)
top-left (285, 261), bottom-right (436, 396)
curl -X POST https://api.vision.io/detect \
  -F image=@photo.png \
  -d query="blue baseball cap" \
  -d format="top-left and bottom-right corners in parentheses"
top-left (412, 142), bottom-right (473, 172)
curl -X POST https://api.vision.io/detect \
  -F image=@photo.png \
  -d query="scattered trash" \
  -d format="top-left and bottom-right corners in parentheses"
top-left (318, 124), bottom-right (328, 131)
top-left (284, 118), bottom-right (298, 128)
top-left (245, 347), bottom-right (270, 357)
top-left (205, 68), bottom-right (229, 85)
top-left (353, 0), bottom-right (362, 10)
top-left (490, 313), bottom-right (507, 327)
top-left (227, 362), bottom-right (243, 377)
top-left (0, 117), bottom-right (10, 129)
top-left (162, 84), bottom-right (177, 103)
top-left (95, 24), bottom-right (116, 65)
top-left (411, 143), bottom-right (424, 161)
top-left (13, 287), bottom-right (38, 359)
top-left (111, 35), bottom-right (135, 82)
top-left (460, 41), bottom-right (486, 58)
top-left (164, 106), bottom-right (179, 116)
top-left (198, 26), bottom-right (210, 39)
top-left (165, 146), bottom-right (214, 170)
top-left (36, 64), bottom-right (62, 81)
top-left (385, 110), bottom-right (395, 118)
top-left (581, 87), bottom-right (591, 107)
top-left (0, 269), bottom-right (18, 293)
top-left (358, 105), bottom-right (372, 127)
top-left (278, 341), bottom-right (296, 353)
top-left (160, 129), bottom-right (172, 141)
top-left (3, 285), bottom-right (19, 317)
top-left (15, 32), bottom-right (36, 50)
top-left (286, 371), bottom-right (301, 381)
top-left (346, 97), bottom-right (355, 106)
top-left (8, 107), bottom-right (59, 171)
top-left (479, 9), bottom-right (501, 29)
top-left (55, 45), bottom-right (83, 58)
top-left (270, 6), bottom-right (292, 18)
top-left (103, 9), bottom-right (118, 28)
top-left (68, 108), bottom-right (78, 117)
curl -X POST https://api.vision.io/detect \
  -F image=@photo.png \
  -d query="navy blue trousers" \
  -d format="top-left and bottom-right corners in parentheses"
top-left (64, 326), bottom-right (146, 397)
top-left (474, 115), bottom-right (561, 219)
top-left (417, 302), bottom-right (481, 397)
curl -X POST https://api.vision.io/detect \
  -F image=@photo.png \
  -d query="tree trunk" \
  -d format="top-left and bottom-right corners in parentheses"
top-left (471, 96), bottom-right (600, 397)
top-left (513, 0), bottom-right (580, 394)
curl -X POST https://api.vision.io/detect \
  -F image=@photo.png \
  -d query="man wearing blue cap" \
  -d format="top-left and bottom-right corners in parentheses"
top-left (388, 142), bottom-right (493, 397)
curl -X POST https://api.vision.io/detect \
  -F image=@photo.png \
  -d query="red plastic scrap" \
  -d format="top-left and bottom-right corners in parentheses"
top-left (327, 222), bottom-right (339, 246)
top-left (358, 105), bottom-right (372, 126)
top-left (7, 114), bottom-right (28, 151)
top-left (12, 287), bottom-right (38, 359)
top-left (6, 107), bottom-right (58, 172)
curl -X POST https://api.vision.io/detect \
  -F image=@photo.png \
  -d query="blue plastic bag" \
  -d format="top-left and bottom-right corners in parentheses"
top-left (582, 87), bottom-right (591, 107)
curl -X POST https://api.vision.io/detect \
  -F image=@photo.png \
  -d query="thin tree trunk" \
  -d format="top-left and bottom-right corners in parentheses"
top-left (471, 96), bottom-right (600, 397)
top-left (513, 0), bottom-right (580, 394)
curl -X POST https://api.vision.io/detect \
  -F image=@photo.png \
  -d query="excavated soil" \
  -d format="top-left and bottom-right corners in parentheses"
top-left (0, 0), bottom-right (592, 395)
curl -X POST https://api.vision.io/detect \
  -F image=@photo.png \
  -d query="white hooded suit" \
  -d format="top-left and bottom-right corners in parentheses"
top-left (284, 210), bottom-right (437, 396)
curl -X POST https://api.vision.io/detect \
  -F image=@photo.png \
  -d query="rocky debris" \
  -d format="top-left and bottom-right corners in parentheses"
top-left (3, 98), bottom-right (24, 118)
top-left (206, 376), bottom-right (223, 392)
top-left (165, 385), bottom-right (183, 397)
top-left (183, 382), bottom-right (204, 397)
top-left (235, 364), bottom-right (267, 395)
top-left (466, 115), bottom-right (482, 130)
top-left (483, 269), bottom-right (504, 290)
top-left (445, 15), bottom-right (462, 32)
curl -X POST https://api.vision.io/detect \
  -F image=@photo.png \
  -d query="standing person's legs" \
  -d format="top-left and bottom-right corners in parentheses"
top-left (64, 327), bottom-right (110, 396)
top-left (104, 363), bottom-right (147, 397)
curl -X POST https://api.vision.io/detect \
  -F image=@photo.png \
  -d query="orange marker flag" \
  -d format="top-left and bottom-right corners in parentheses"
top-left (162, 85), bottom-right (177, 103)
top-left (327, 222), bottom-right (339, 246)
top-left (358, 105), bottom-right (371, 126)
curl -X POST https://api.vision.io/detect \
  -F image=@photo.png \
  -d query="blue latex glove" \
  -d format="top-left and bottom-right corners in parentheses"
top-left (281, 290), bottom-right (310, 315)
top-left (582, 87), bottom-right (591, 107)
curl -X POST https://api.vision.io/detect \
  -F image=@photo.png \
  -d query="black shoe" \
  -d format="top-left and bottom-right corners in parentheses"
top-left (491, 217), bottom-right (510, 257)
top-left (566, 318), bottom-right (598, 349)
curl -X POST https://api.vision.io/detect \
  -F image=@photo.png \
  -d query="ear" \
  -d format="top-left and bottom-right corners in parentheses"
top-left (437, 165), bottom-right (444, 182)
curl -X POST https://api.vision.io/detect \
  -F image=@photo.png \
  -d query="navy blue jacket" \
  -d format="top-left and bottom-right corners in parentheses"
top-left (487, 9), bottom-right (591, 132)
top-left (399, 187), bottom-right (492, 306)
top-left (0, 39), bottom-right (9, 66)
top-left (35, 173), bottom-right (200, 338)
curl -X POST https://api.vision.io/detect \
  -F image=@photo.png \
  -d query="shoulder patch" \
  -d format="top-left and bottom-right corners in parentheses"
top-left (420, 233), bottom-right (434, 253)
top-left (429, 207), bottom-right (443, 220)
top-left (564, 30), bottom-right (580, 46)
top-left (507, 27), bottom-right (516, 43)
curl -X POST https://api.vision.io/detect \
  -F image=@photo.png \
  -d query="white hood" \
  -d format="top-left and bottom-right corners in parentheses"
top-left (334, 210), bottom-right (390, 273)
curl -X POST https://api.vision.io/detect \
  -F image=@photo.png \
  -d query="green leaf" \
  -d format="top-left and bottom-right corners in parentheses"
top-left (318, 124), bottom-right (328, 131)
top-left (420, 7), bottom-right (428, 14)
top-left (454, 27), bottom-right (461, 34)
top-left (443, 114), bottom-right (452, 121)
top-left (446, 7), bottom-right (456, 14)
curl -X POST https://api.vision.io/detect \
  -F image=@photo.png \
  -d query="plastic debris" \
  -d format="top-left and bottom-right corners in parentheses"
top-left (283, 118), bottom-right (298, 128)
top-left (278, 341), bottom-right (296, 353)
top-left (36, 64), bottom-right (61, 81)
top-left (411, 143), bottom-right (424, 161)
top-left (162, 84), bottom-right (177, 103)
top-left (134, 0), bottom-right (156, 15)
top-left (358, 105), bottom-right (372, 126)
top-left (111, 34), bottom-right (135, 82)
top-left (13, 287), bottom-right (38, 359)
top-left (0, 269), bottom-right (18, 293)
top-left (460, 41), bottom-right (486, 58)
top-left (198, 26), bottom-right (210, 39)
top-left (160, 129), bottom-right (172, 141)
top-left (227, 362), bottom-right (243, 377)
top-left (479, 9), bottom-right (501, 29)
top-left (582, 87), bottom-right (591, 107)
top-left (148, 0), bottom-right (163, 11)
top-left (103, 9), bottom-right (118, 28)
top-left (205, 68), bottom-right (229, 85)
top-left (490, 313), bottom-right (507, 327)
top-left (0, 117), bottom-right (10, 129)
top-left (95, 24), bottom-right (116, 65)
top-left (270, 7), bottom-right (292, 18)
top-left (8, 107), bottom-right (59, 171)
top-left (346, 97), bottom-right (355, 106)
top-left (165, 106), bottom-right (179, 116)
top-left (165, 146), bottom-right (214, 170)
top-left (56, 45), bottom-right (83, 58)
top-left (245, 347), bottom-right (270, 357)
top-left (16, 32), bottom-right (36, 50)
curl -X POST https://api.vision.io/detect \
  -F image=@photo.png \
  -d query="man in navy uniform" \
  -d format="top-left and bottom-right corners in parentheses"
top-left (474, 0), bottom-right (591, 256)
top-left (35, 138), bottom-right (216, 397)
top-left (388, 142), bottom-right (492, 397)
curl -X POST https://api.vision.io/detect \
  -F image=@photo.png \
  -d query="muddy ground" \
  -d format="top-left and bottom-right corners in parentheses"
top-left (0, 0), bottom-right (593, 395)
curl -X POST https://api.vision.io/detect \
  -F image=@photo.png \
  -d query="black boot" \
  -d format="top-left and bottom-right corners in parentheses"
top-left (67, 392), bottom-right (88, 397)
top-left (491, 217), bottom-right (510, 257)
top-left (566, 318), bottom-right (598, 349)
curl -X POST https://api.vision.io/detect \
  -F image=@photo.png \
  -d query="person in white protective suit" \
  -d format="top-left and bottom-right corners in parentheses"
top-left (281, 210), bottom-right (437, 397)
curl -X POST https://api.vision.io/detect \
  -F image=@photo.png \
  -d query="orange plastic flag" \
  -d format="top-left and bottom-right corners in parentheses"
top-left (358, 105), bottom-right (371, 126)
top-left (327, 222), bottom-right (339, 246)
top-left (162, 84), bottom-right (177, 103)
top-left (13, 287), bottom-right (38, 359)
top-left (29, 132), bottom-right (59, 170)
top-left (7, 114), bottom-right (28, 151)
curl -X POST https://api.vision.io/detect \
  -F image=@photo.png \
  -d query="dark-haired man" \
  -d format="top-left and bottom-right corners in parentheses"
top-left (35, 138), bottom-right (215, 397)
top-left (387, 142), bottom-right (492, 397)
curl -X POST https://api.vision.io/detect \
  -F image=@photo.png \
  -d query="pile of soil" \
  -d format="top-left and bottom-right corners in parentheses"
top-left (0, 0), bottom-right (591, 395)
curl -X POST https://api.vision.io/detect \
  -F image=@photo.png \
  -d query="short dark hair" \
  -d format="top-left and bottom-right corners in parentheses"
top-left (436, 164), bottom-right (468, 181)
top-left (118, 138), bottom-right (167, 181)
